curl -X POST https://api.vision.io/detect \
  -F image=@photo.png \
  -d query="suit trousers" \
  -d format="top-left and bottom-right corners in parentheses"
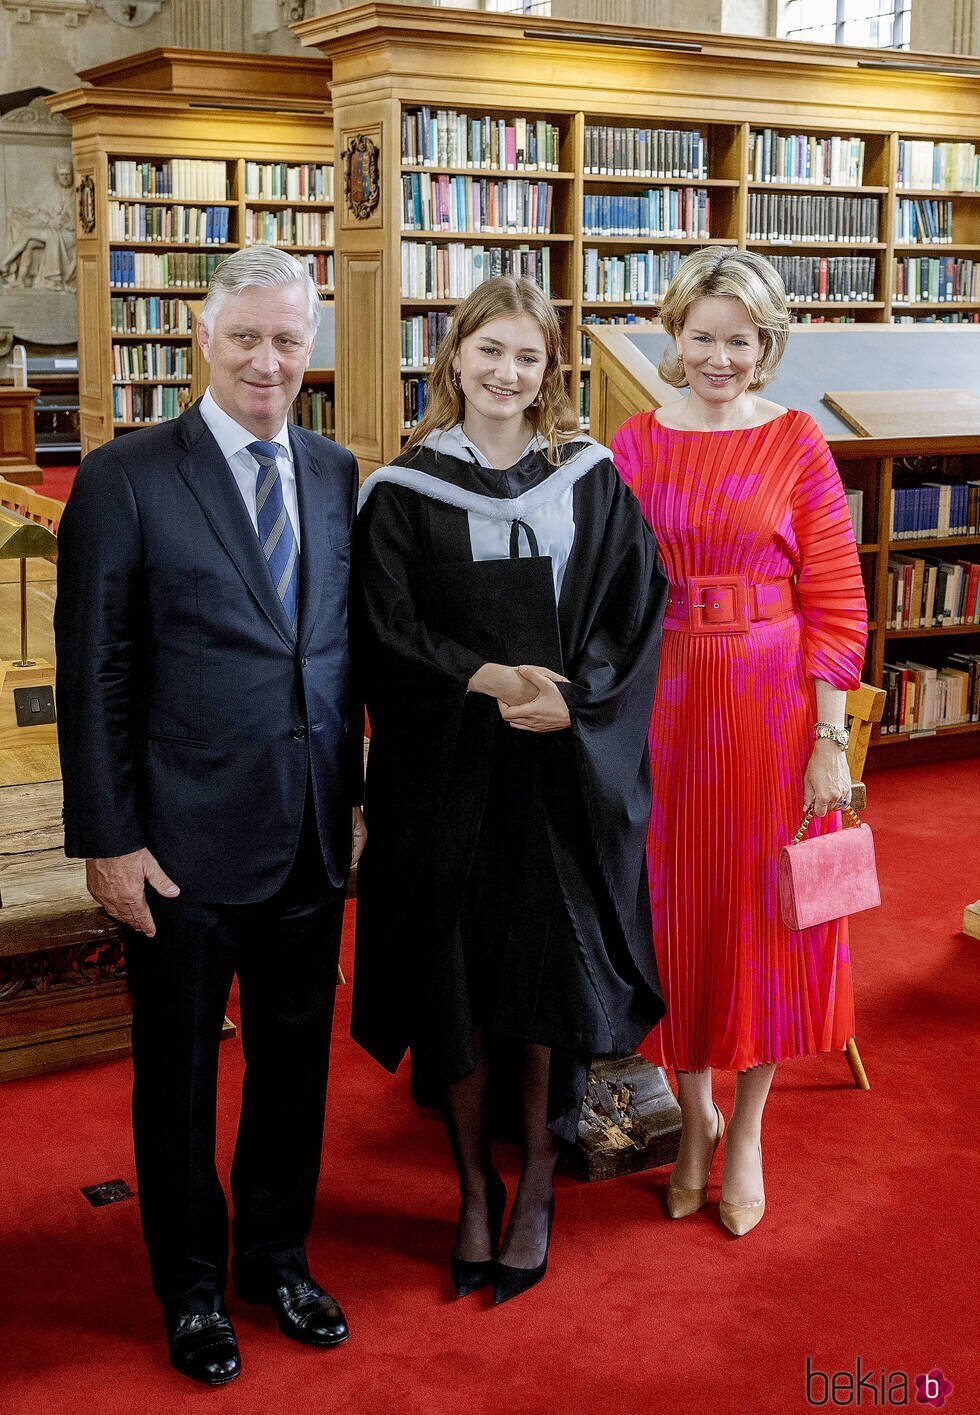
top-left (122, 801), bottom-right (345, 1316)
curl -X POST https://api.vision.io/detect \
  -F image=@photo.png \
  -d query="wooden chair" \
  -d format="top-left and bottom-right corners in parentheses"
top-left (841, 681), bottom-right (887, 1090)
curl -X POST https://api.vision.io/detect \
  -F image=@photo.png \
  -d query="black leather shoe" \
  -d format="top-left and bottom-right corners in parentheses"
top-left (166, 1308), bottom-right (241, 1386)
top-left (238, 1278), bottom-right (349, 1348)
top-left (451, 1170), bottom-right (507, 1298)
top-left (493, 1198), bottom-right (555, 1306)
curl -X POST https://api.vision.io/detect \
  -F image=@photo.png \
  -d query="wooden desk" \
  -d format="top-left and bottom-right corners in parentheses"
top-left (0, 386), bottom-right (42, 487)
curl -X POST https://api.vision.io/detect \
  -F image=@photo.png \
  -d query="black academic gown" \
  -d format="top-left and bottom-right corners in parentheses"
top-left (352, 434), bottom-right (667, 1140)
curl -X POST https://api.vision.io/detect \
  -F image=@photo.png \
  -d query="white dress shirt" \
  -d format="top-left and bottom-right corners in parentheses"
top-left (424, 423), bottom-right (576, 595)
top-left (199, 387), bottom-right (301, 549)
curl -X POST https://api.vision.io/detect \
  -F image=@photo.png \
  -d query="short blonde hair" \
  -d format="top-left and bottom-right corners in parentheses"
top-left (658, 246), bottom-right (790, 390)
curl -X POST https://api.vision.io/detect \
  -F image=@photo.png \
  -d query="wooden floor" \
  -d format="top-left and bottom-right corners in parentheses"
top-left (0, 561), bottom-right (56, 665)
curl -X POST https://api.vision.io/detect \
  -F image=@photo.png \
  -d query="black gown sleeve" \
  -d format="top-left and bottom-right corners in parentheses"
top-left (553, 465), bottom-right (668, 975)
top-left (560, 468), bottom-right (668, 729)
top-left (352, 480), bottom-right (490, 1074)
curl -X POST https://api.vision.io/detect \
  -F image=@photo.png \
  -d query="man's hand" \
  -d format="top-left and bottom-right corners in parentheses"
top-left (351, 806), bottom-right (367, 867)
top-left (85, 849), bottom-right (180, 939)
top-left (498, 665), bottom-right (571, 733)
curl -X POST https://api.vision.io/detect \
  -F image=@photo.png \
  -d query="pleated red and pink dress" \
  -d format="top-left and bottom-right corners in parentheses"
top-left (611, 409), bottom-right (868, 1071)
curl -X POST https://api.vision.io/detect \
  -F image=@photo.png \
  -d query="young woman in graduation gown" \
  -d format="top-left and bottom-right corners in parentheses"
top-left (352, 277), bottom-right (667, 1303)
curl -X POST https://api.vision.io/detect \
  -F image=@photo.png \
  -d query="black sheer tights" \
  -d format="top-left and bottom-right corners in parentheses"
top-left (445, 1033), bottom-right (558, 1268)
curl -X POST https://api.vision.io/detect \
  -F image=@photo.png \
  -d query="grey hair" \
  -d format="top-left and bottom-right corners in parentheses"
top-left (199, 244), bottom-right (321, 335)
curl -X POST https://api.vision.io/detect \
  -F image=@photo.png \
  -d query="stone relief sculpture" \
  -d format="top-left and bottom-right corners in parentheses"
top-left (0, 97), bottom-right (77, 346)
top-left (0, 158), bottom-right (76, 291)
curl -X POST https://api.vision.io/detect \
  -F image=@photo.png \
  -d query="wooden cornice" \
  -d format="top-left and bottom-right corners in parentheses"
top-left (76, 47), bottom-right (329, 102)
top-left (294, 0), bottom-right (980, 78)
top-left (46, 87), bottom-right (330, 123)
top-left (294, 1), bottom-right (980, 135)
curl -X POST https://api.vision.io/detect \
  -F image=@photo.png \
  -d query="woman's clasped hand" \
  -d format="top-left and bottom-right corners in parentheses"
top-left (468, 661), bottom-right (571, 732)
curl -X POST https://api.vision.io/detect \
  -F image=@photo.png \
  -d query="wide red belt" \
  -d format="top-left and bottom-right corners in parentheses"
top-left (664, 574), bottom-right (797, 634)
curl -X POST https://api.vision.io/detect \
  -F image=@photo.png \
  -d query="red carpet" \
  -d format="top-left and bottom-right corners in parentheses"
top-left (0, 759), bottom-right (976, 1414)
top-left (35, 465), bottom-right (77, 502)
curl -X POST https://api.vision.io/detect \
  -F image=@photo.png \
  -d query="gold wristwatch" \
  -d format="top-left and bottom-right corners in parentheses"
top-left (814, 722), bottom-right (849, 750)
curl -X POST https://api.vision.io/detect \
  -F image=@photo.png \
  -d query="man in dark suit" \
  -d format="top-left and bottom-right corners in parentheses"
top-left (55, 246), bottom-right (364, 1386)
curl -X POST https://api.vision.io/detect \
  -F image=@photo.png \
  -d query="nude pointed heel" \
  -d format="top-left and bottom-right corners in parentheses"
top-left (720, 1142), bottom-right (766, 1237)
top-left (719, 1195), bottom-right (766, 1237)
top-left (666, 1103), bottom-right (725, 1219)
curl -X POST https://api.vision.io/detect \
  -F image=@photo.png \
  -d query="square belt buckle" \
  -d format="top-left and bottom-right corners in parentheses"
top-left (687, 574), bottom-right (750, 634)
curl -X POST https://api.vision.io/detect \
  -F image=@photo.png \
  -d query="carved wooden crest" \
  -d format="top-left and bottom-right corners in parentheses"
top-left (77, 174), bottom-right (96, 234)
top-left (342, 134), bottom-right (380, 221)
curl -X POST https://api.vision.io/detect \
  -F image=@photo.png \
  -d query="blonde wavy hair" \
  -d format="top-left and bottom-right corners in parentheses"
top-left (402, 277), bottom-right (579, 464)
top-left (658, 246), bottom-right (790, 391)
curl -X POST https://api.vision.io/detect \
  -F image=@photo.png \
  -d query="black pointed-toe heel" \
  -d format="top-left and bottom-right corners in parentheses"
top-left (450, 1170), bottom-right (507, 1297)
top-left (493, 1197), bottom-right (555, 1306)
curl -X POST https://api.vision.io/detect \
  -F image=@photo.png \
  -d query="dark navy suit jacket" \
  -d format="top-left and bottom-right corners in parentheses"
top-left (55, 400), bottom-right (360, 901)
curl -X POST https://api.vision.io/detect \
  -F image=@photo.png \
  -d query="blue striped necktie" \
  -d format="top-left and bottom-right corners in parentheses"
top-left (247, 439), bottom-right (299, 632)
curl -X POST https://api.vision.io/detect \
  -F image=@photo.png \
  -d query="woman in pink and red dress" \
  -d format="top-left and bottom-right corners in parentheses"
top-left (612, 247), bottom-right (868, 1236)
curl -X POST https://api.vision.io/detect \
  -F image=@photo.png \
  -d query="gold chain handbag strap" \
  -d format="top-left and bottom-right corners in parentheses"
top-left (790, 803), bottom-right (863, 844)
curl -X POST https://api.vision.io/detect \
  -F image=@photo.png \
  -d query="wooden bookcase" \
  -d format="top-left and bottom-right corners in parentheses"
top-left (47, 50), bottom-right (334, 457)
top-left (296, 3), bottom-right (980, 471)
top-left (295, 3), bottom-right (980, 764)
top-left (397, 110), bottom-right (577, 433)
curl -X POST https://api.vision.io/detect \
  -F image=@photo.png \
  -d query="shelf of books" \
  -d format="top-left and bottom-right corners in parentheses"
top-left (891, 137), bottom-right (980, 325)
top-left (575, 119), bottom-right (897, 436)
top-left (577, 118), bottom-right (742, 431)
top-left (393, 112), bottom-right (980, 450)
top-left (744, 126), bottom-right (889, 315)
top-left (49, 53), bottom-right (333, 455)
top-left (824, 445), bottom-right (980, 749)
top-left (107, 156), bottom-right (228, 429)
top-left (242, 158), bottom-right (335, 440)
top-left (105, 156), bottom-right (335, 439)
top-left (398, 106), bottom-right (575, 436)
top-left (875, 466), bottom-right (980, 738)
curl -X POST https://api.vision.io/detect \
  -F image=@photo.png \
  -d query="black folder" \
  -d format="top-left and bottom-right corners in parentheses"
top-left (417, 555), bottom-right (564, 673)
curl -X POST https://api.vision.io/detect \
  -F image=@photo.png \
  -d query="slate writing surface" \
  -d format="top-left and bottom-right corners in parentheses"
top-left (623, 327), bottom-right (980, 438)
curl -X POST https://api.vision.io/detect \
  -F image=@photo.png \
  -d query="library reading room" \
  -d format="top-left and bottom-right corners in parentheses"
top-left (0, 3), bottom-right (974, 1413)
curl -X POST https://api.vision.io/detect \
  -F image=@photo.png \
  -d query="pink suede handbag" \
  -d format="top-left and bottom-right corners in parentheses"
top-left (778, 804), bottom-right (881, 932)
